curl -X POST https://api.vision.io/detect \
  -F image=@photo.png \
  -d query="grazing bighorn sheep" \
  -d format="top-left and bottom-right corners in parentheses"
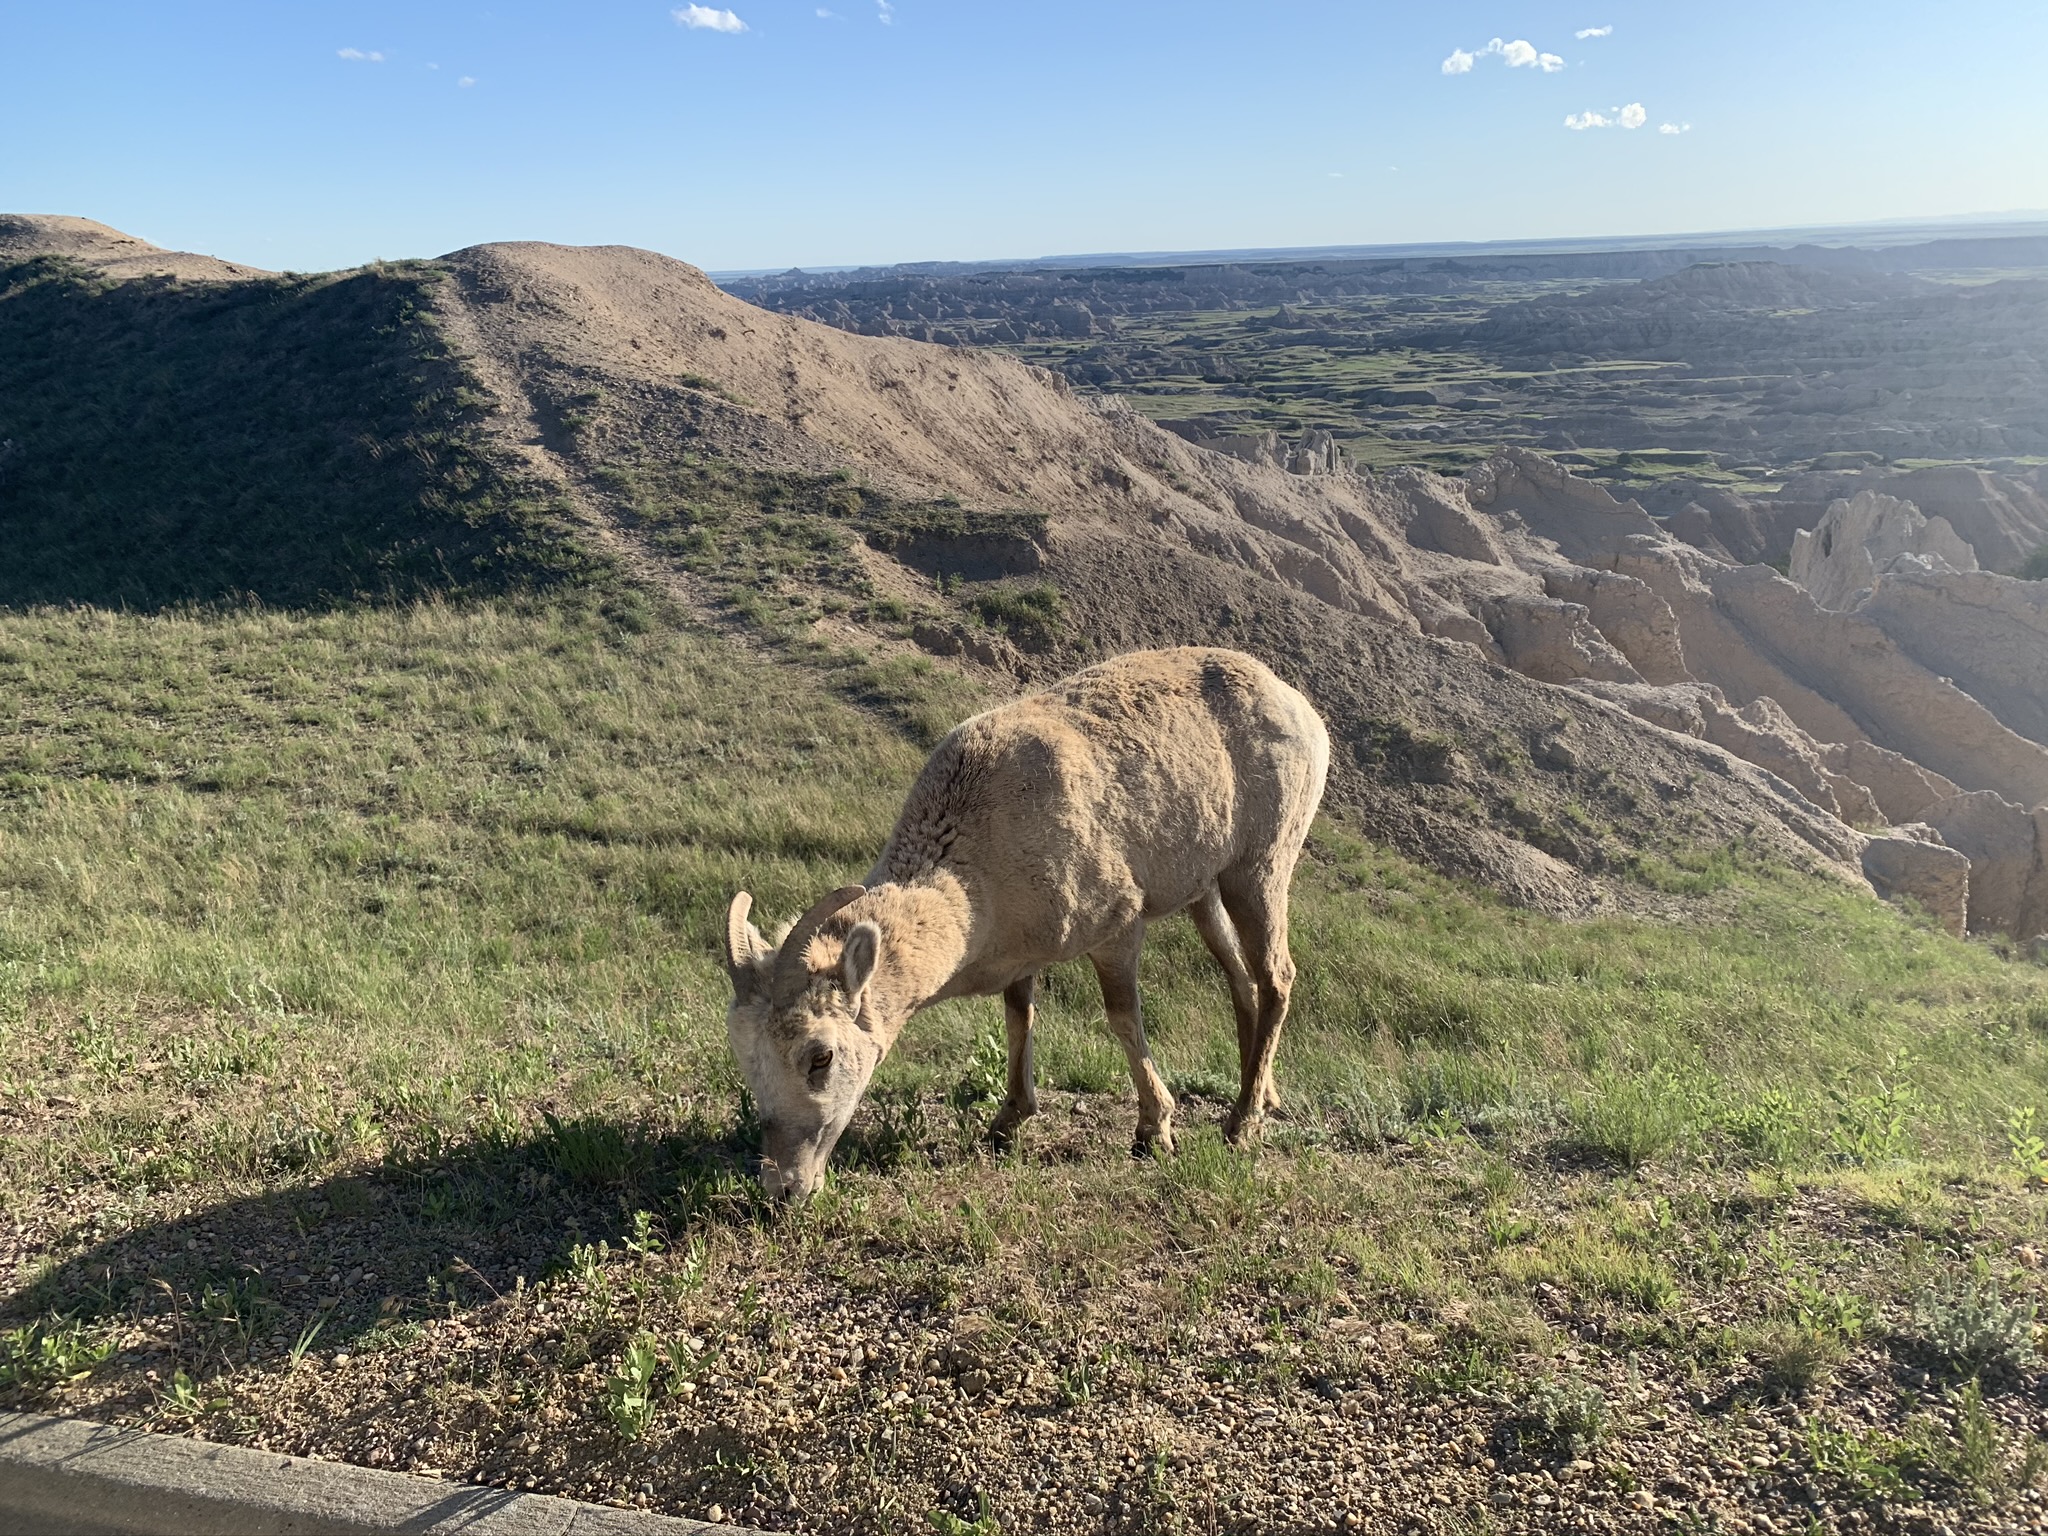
top-left (724, 646), bottom-right (1329, 1198)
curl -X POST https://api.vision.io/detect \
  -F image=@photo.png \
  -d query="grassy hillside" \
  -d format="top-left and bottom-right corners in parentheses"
top-left (0, 257), bottom-right (594, 608)
top-left (2, 596), bottom-right (2044, 1532)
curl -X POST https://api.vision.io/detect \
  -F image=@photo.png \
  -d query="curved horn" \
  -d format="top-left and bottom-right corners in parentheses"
top-left (725, 892), bottom-right (756, 987)
top-left (771, 885), bottom-right (867, 1007)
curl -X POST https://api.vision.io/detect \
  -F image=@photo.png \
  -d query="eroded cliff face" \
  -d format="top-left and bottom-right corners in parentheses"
top-left (1408, 448), bottom-right (2048, 935)
top-left (1858, 574), bottom-right (2048, 749)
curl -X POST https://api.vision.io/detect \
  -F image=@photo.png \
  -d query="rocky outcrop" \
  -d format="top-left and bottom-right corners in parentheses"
top-left (1482, 594), bottom-right (1640, 685)
top-left (1160, 424), bottom-right (1350, 476)
top-left (1919, 792), bottom-right (2048, 937)
top-left (1860, 825), bottom-right (1970, 937)
top-left (1857, 570), bottom-right (2048, 749)
top-left (1567, 679), bottom-right (1874, 823)
top-left (1617, 548), bottom-right (2048, 810)
top-left (1465, 449), bottom-right (1661, 563)
top-left (1868, 466), bottom-right (2048, 574)
top-left (1817, 741), bottom-right (1958, 824)
top-left (1541, 566), bottom-right (1690, 684)
top-left (1458, 450), bottom-right (2048, 931)
top-left (1647, 480), bottom-right (1812, 567)
top-left (1396, 474), bottom-right (1508, 565)
top-left (1788, 490), bottom-right (1976, 612)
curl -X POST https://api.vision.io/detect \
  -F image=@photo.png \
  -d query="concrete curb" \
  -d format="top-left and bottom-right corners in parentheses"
top-left (0, 1411), bottom-right (756, 1535)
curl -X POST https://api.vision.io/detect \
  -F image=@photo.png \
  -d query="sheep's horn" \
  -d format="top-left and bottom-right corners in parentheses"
top-left (725, 892), bottom-right (757, 990)
top-left (771, 885), bottom-right (867, 1007)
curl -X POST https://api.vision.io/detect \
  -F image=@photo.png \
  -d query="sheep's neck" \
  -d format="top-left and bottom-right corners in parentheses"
top-left (859, 877), bottom-right (974, 1048)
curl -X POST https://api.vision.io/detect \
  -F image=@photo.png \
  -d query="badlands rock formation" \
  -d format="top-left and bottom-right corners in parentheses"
top-left (1757, 471), bottom-right (2048, 934)
top-left (1788, 490), bottom-right (1976, 612)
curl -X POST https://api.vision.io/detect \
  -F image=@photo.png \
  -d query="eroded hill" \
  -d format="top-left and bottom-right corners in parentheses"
top-left (9, 217), bottom-right (2048, 937)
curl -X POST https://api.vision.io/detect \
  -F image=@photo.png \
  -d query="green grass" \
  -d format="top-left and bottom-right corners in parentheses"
top-left (3, 595), bottom-right (2046, 1525)
top-left (3, 594), bottom-right (2047, 1195)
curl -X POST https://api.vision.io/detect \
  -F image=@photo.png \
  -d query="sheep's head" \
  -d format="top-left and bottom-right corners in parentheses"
top-left (723, 887), bottom-right (886, 1200)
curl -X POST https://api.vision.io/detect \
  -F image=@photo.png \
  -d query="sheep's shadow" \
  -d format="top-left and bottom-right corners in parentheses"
top-left (1, 1111), bottom-right (761, 1363)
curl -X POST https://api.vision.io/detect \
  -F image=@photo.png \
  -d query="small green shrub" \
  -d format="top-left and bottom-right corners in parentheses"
top-left (0, 1315), bottom-right (113, 1394)
top-left (2008, 1107), bottom-right (2048, 1186)
top-left (603, 1335), bottom-right (662, 1441)
top-left (842, 1086), bottom-right (930, 1172)
top-left (1804, 1420), bottom-right (1918, 1501)
top-left (539, 1112), bottom-right (640, 1188)
top-left (1719, 1087), bottom-right (1813, 1166)
top-left (950, 1029), bottom-right (1007, 1114)
top-left (1829, 1054), bottom-right (1923, 1164)
top-left (1508, 1377), bottom-right (1607, 1456)
top-left (969, 583), bottom-right (1063, 648)
top-left (1748, 1319), bottom-right (1846, 1399)
top-left (1912, 1275), bottom-right (2038, 1376)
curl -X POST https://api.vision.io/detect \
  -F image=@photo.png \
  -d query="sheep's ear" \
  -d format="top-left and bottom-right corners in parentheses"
top-left (840, 921), bottom-right (881, 1017)
top-left (725, 893), bottom-right (769, 1001)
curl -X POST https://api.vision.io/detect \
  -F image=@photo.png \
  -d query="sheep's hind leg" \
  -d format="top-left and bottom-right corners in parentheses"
top-left (1189, 890), bottom-right (1282, 1117)
top-left (987, 974), bottom-right (1039, 1149)
top-left (1089, 926), bottom-right (1175, 1157)
top-left (1219, 872), bottom-right (1297, 1147)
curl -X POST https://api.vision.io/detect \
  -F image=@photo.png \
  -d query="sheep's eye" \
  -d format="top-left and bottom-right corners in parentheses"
top-left (805, 1048), bottom-right (834, 1089)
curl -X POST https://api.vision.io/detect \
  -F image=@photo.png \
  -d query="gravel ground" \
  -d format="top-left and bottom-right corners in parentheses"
top-left (5, 1089), bottom-right (2045, 1535)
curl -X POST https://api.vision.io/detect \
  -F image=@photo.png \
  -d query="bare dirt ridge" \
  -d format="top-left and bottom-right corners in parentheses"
top-left (0, 214), bottom-right (272, 283)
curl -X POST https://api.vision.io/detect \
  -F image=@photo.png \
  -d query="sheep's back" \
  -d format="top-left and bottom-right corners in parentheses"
top-left (873, 649), bottom-right (1327, 946)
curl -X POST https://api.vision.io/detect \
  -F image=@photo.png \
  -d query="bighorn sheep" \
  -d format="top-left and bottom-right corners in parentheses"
top-left (723, 646), bottom-right (1330, 1198)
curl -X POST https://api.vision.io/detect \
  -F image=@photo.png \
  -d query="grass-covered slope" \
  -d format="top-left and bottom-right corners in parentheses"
top-left (2, 597), bottom-right (2045, 1532)
top-left (0, 257), bottom-right (594, 608)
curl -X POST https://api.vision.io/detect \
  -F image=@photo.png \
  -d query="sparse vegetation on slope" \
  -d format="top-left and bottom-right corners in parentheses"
top-left (0, 256), bottom-right (595, 608)
top-left (2, 597), bottom-right (2045, 1533)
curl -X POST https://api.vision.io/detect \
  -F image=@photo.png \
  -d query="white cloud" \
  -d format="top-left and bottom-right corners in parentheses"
top-left (816, 5), bottom-right (834, 13)
top-left (337, 47), bottom-right (384, 62)
top-left (1447, 37), bottom-right (1564, 75)
top-left (1659, 121), bottom-right (1691, 135)
top-left (674, 5), bottom-right (747, 32)
top-left (1576, 25), bottom-right (1613, 39)
top-left (1565, 102), bottom-right (1650, 131)
top-left (876, 0), bottom-right (894, 22)
top-left (458, 75), bottom-right (477, 87)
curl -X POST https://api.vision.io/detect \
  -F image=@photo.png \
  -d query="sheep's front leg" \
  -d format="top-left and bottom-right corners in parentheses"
top-left (987, 974), bottom-right (1039, 1149)
top-left (1090, 927), bottom-right (1176, 1157)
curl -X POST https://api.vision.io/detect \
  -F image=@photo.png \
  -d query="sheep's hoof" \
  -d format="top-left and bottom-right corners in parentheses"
top-left (985, 1106), bottom-right (1032, 1151)
top-left (1223, 1107), bottom-right (1265, 1146)
top-left (1131, 1124), bottom-right (1175, 1159)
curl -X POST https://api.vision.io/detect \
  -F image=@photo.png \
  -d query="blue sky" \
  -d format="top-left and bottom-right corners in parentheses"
top-left (4, 2), bottom-right (2046, 273)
